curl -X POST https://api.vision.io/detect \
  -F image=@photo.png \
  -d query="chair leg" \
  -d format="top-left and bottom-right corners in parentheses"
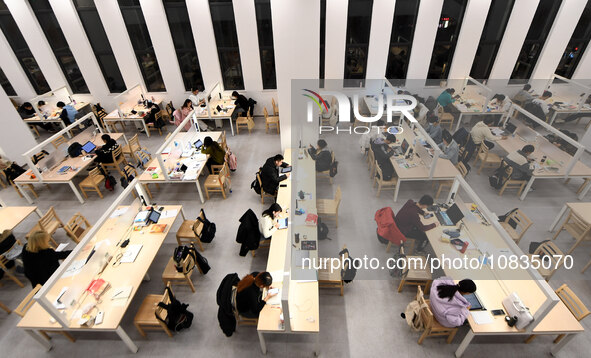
top-left (446, 329), bottom-right (457, 344)
top-left (196, 238), bottom-right (204, 252)
top-left (554, 334), bottom-right (566, 344)
top-left (435, 184), bottom-right (444, 199)
top-left (251, 250), bottom-right (256, 257)
top-left (80, 187), bottom-right (88, 199)
top-left (61, 331), bottom-right (76, 342)
top-left (0, 300), bottom-right (10, 313)
top-left (525, 334), bottom-right (537, 344)
top-left (135, 323), bottom-right (147, 337)
top-left (397, 279), bottom-right (405, 293)
top-left (418, 329), bottom-right (430, 344)
top-left (386, 242), bottom-right (392, 253)
top-left (187, 278), bottom-right (196, 293)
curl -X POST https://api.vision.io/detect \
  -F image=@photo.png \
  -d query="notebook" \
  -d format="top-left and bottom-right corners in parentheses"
top-left (120, 244), bottom-right (142, 263)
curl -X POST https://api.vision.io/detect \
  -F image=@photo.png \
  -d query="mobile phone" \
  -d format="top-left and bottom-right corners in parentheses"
top-left (280, 184), bottom-right (287, 187)
top-left (424, 213), bottom-right (434, 219)
top-left (491, 309), bottom-right (505, 316)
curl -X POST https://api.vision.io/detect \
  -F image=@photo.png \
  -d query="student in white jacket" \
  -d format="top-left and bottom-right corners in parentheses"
top-left (259, 203), bottom-right (283, 240)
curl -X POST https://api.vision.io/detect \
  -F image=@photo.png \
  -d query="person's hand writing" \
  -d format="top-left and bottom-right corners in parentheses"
top-left (285, 173), bottom-right (291, 178)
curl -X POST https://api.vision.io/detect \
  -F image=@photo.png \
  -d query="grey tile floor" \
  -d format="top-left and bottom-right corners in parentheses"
top-left (1, 116), bottom-right (591, 357)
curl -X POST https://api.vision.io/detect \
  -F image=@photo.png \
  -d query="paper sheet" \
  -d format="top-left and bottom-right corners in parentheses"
top-left (56, 243), bottom-right (69, 252)
top-left (160, 209), bottom-right (178, 219)
top-left (266, 288), bottom-right (281, 305)
top-left (110, 207), bottom-right (129, 218)
top-left (470, 311), bottom-right (494, 325)
top-left (62, 259), bottom-right (85, 278)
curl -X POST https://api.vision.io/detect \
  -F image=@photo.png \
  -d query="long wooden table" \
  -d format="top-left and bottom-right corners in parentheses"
top-left (17, 204), bottom-right (184, 353)
top-left (23, 102), bottom-right (90, 138)
top-left (195, 99), bottom-right (236, 135)
top-left (0, 206), bottom-right (41, 232)
top-left (422, 202), bottom-right (583, 357)
top-left (14, 132), bottom-right (126, 204)
top-left (137, 132), bottom-right (221, 203)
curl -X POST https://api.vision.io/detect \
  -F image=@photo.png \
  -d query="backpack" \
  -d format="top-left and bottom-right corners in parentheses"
top-left (120, 165), bottom-right (135, 188)
top-left (489, 162), bottom-right (509, 189)
top-left (156, 286), bottom-right (194, 332)
top-left (195, 209), bottom-right (216, 243)
top-left (99, 166), bottom-right (116, 191)
top-left (4, 163), bottom-right (26, 181)
top-left (194, 250), bottom-right (211, 274)
top-left (251, 172), bottom-right (262, 194)
top-left (68, 142), bottom-right (83, 158)
top-left (339, 247), bottom-right (356, 283)
top-left (389, 247), bottom-right (409, 278)
top-left (135, 149), bottom-right (151, 169)
top-left (317, 217), bottom-right (330, 240)
top-left (329, 161), bottom-right (338, 178)
top-left (403, 299), bottom-right (427, 331)
top-left (376, 230), bottom-right (389, 245)
top-left (173, 244), bottom-right (198, 273)
top-left (226, 148), bottom-right (237, 171)
top-left (498, 208), bottom-right (519, 228)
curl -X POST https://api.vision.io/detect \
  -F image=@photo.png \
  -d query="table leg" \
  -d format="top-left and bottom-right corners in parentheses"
top-left (393, 180), bottom-right (402, 202)
top-left (550, 205), bottom-right (569, 232)
top-left (143, 273), bottom-right (151, 281)
top-left (229, 117), bottom-right (235, 136)
top-left (520, 177), bottom-right (535, 200)
top-left (454, 330), bottom-right (474, 358)
top-left (24, 329), bottom-right (52, 351)
top-left (68, 181), bottom-right (85, 204)
top-left (578, 179), bottom-right (591, 200)
top-left (61, 122), bottom-right (71, 138)
top-left (195, 181), bottom-right (205, 204)
top-left (16, 183), bottom-right (34, 204)
top-left (551, 332), bottom-right (577, 356)
top-left (180, 207), bottom-right (187, 221)
top-left (455, 113), bottom-right (464, 132)
top-left (258, 331), bottom-right (267, 354)
top-left (314, 332), bottom-right (320, 356)
top-left (549, 111), bottom-right (558, 125)
top-left (35, 208), bottom-right (43, 217)
top-left (142, 119), bottom-right (150, 138)
top-left (115, 325), bottom-right (138, 353)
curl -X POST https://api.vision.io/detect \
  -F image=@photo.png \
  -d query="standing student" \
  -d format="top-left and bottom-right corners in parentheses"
top-left (308, 139), bottom-right (332, 172)
top-left (260, 154), bottom-right (290, 195)
top-left (470, 117), bottom-right (506, 150)
top-left (429, 278), bottom-right (477, 328)
top-left (21, 231), bottom-right (72, 287)
top-left (201, 136), bottom-right (226, 173)
top-left (395, 195), bottom-right (438, 253)
top-left (56, 101), bottom-right (78, 125)
top-left (236, 272), bottom-right (276, 318)
top-left (426, 116), bottom-right (443, 144)
top-left (172, 99), bottom-right (197, 131)
top-left (438, 130), bottom-right (459, 165)
top-left (504, 144), bottom-right (535, 181)
top-left (259, 203), bottom-right (283, 240)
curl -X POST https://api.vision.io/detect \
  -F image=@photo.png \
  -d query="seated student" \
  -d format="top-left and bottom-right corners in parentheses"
top-left (546, 130), bottom-right (578, 156)
top-left (438, 130), bottom-right (459, 165)
top-left (429, 277), bottom-right (477, 328)
top-left (171, 99), bottom-right (195, 131)
top-left (489, 94), bottom-right (512, 125)
top-left (37, 100), bottom-right (52, 117)
top-left (21, 231), bottom-right (72, 287)
top-left (395, 195), bottom-right (438, 253)
top-left (426, 116), bottom-right (443, 144)
top-left (143, 101), bottom-right (163, 128)
top-left (370, 133), bottom-right (397, 180)
top-left (95, 134), bottom-right (119, 163)
top-left (557, 94), bottom-right (591, 123)
top-left (504, 144), bottom-right (535, 181)
top-left (17, 102), bottom-right (36, 119)
top-left (231, 90), bottom-right (250, 120)
top-left (189, 88), bottom-right (206, 107)
top-left (201, 136), bottom-right (226, 173)
top-left (56, 101), bottom-right (78, 125)
top-left (236, 271), bottom-right (276, 318)
top-left (437, 88), bottom-right (460, 119)
top-left (532, 90), bottom-right (553, 117)
top-left (470, 117), bottom-right (506, 150)
top-left (260, 154), bottom-right (290, 195)
top-left (259, 203), bottom-right (283, 240)
top-left (513, 84), bottom-right (534, 104)
top-left (359, 119), bottom-right (386, 154)
top-left (308, 139), bottom-right (332, 172)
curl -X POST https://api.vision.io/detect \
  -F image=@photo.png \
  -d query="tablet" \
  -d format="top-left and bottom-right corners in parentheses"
top-left (81, 141), bottom-right (96, 153)
top-left (281, 166), bottom-right (292, 173)
top-left (148, 210), bottom-right (161, 224)
top-left (465, 292), bottom-right (485, 311)
top-left (194, 139), bottom-right (203, 149)
top-left (278, 218), bottom-right (288, 229)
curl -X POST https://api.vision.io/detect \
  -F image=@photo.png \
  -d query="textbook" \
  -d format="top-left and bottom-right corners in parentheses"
top-left (305, 213), bottom-right (318, 226)
top-left (150, 224), bottom-right (167, 233)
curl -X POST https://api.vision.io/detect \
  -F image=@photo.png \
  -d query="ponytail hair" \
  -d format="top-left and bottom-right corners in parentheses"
top-left (437, 279), bottom-right (476, 301)
top-left (236, 272), bottom-right (273, 293)
top-left (262, 203), bottom-right (282, 218)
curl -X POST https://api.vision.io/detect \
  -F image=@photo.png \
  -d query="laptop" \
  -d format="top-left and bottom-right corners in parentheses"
top-left (277, 218), bottom-right (288, 229)
top-left (500, 122), bottom-right (517, 136)
top-left (435, 203), bottom-right (465, 226)
top-left (81, 141), bottom-right (96, 154)
top-left (392, 138), bottom-right (409, 156)
top-left (465, 292), bottom-right (485, 311)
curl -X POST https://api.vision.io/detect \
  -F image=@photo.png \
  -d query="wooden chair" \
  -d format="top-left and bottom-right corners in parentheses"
top-left (575, 178), bottom-right (590, 195)
top-left (263, 107), bottom-right (280, 134)
top-left (94, 105), bottom-right (122, 132)
top-left (436, 162), bottom-right (468, 199)
top-left (10, 180), bottom-right (38, 199)
top-left (552, 210), bottom-right (591, 254)
top-left (257, 171), bottom-right (275, 204)
top-left (436, 105), bottom-right (454, 130)
top-left (236, 109), bottom-right (254, 134)
top-left (14, 285), bottom-right (75, 341)
top-left (162, 254), bottom-right (200, 293)
top-left (133, 284), bottom-right (174, 337)
top-left (79, 167), bottom-right (105, 199)
top-left (204, 162), bottom-right (230, 199)
top-left (317, 151), bottom-right (335, 184)
top-left (51, 135), bottom-right (68, 149)
top-left (176, 210), bottom-right (206, 252)
top-left (231, 286), bottom-right (258, 326)
top-left (498, 164), bottom-right (527, 196)
top-left (474, 142), bottom-right (501, 174)
top-left (416, 286), bottom-right (458, 344)
top-left (526, 284), bottom-right (590, 344)
top-left (101, 146), bottom-right (128, 177)
top-left (0, 239), bottom-right (25, 288)
top-left (0, 300), bottom-right (9, 314)
top-left (251, 237), bottom-right (271, 257)
top-left (317, 185), bottom-right (342, 227)
top-left (65, 213), bottom-right (91, 244)
top-left (221, 131), bottom-right (228, 151)
top-left (368, 146), bottom-right (377, 179)
top-left (271, 98), bottom-right (279, 116)
top-left (527, 241), bottom-right (565, 281)
top-left (165, 102), bottom-right (174, 121)
top-left (29, 124), bottom-right (40, 138)
top-left (0, 170), bottom-right (7, 188)
top-left (398, 254), bottom-right (432, 294)
top-left (28, 207), bottom-right (65, 247)
top-left (146, 111), bottom-right (165, 136)
top-left (500, 209), bottom-right (532, 245)
top-left (318, 246), bottom-right (349, 296)
top-left (122, 134), bottom-right (142, 162)
top-left (373, 163), bottom-right (397, 197)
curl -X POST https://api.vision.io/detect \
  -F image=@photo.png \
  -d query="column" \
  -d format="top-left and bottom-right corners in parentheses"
top-left (233, 0), bottom-right (263, 91)
top-left (365, 0), bottom-right (396, 80)
top-left (405, 0), bottom-right (444, 81)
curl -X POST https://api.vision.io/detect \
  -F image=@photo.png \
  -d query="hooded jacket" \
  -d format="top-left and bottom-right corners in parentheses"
top-left (470, 121), bottom-right (498, 145)
top-left (375, 207), bottom-right (406, 246)
top-left (217, 273), bottom-right (239, 336)
top-left (260, 157), bottom-right (288, 195)
top-left (236, 209), bottom-right (261, 256)
top-left (429, 277), bottom-right (471, 328)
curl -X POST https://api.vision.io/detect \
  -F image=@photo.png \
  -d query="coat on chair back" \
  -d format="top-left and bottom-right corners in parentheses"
top-left (375, 207), bottom-right (406, 246)
top-left (236, 209), bottom-right (261, 256)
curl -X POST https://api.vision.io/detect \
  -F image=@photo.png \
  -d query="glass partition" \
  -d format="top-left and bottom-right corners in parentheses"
top-left (30, 86), bottom-right (75, 118)
top-left (114, 84), bottom-right (146, 114)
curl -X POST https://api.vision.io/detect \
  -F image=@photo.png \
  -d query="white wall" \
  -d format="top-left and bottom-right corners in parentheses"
top-left (365, 0), bottom-right (396, 80)
top-left (271, 0), bottom-right (319, 149)
top-left (187, 0), bottom-right (223, 89)
top-left (324, 0), bottom-right (348, 81)
top-left (572, 45), bottom-right (591, 80)
top-left (0, 29), bottom-right (35, 99)
top-left (531, 0), bottom-right (587, 79)
top-left (0, 87), bottom-right (37, 162)
top-left (489, 0), bottom-right (539, 81)
top-left (233, 0), bottom-right (263, 91)
top-left (447, 0), bottom-right (492, 80)
top-left (406, 0), bottom-right (444, 80)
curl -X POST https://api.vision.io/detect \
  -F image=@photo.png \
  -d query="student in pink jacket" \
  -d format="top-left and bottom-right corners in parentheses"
top-left (429, 277), bottom-right (477, 328)
top-left (172, 99), bottom-right (195, 131)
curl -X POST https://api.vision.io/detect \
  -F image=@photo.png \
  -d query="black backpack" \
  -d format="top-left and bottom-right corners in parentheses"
top-left (251, 173), bottom-right (262, 194)
top-left (195, 209), bottom-right (216, 243)
top-left (339, 248), bottom-right (356, 283)
top-left (99, 166), bottom-right (117, 191)
top-left (498, 208), bottom-right (519, 228)
top-left (317, 217), bottom-right (330, 240)
top-left (4, 163), bottom-right (26, 181)
top-left (329, 161), bottom-right (338, 178)
top-left (68, 142), bottom-right (83, 157)
top-left (173, 243), bottom-right (210, 274)
top-left (156, 286), bottom-right (194, 332)
top-left (489, 162), bottom-right (509, 189)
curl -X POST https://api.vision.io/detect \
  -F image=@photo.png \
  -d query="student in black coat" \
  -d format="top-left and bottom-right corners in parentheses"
top-left (21, 231), bottom-right (72, 287)
top-left (236, 271), bottom-right (276, 318)
top-left (95, 134), bottom-right (119, 163)
top-left (370, 133), bottom-right (397, 180)
top-left (308, 139), bottom-right (332, 172)
top-left (260, 154), bottom-right (290, 195)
